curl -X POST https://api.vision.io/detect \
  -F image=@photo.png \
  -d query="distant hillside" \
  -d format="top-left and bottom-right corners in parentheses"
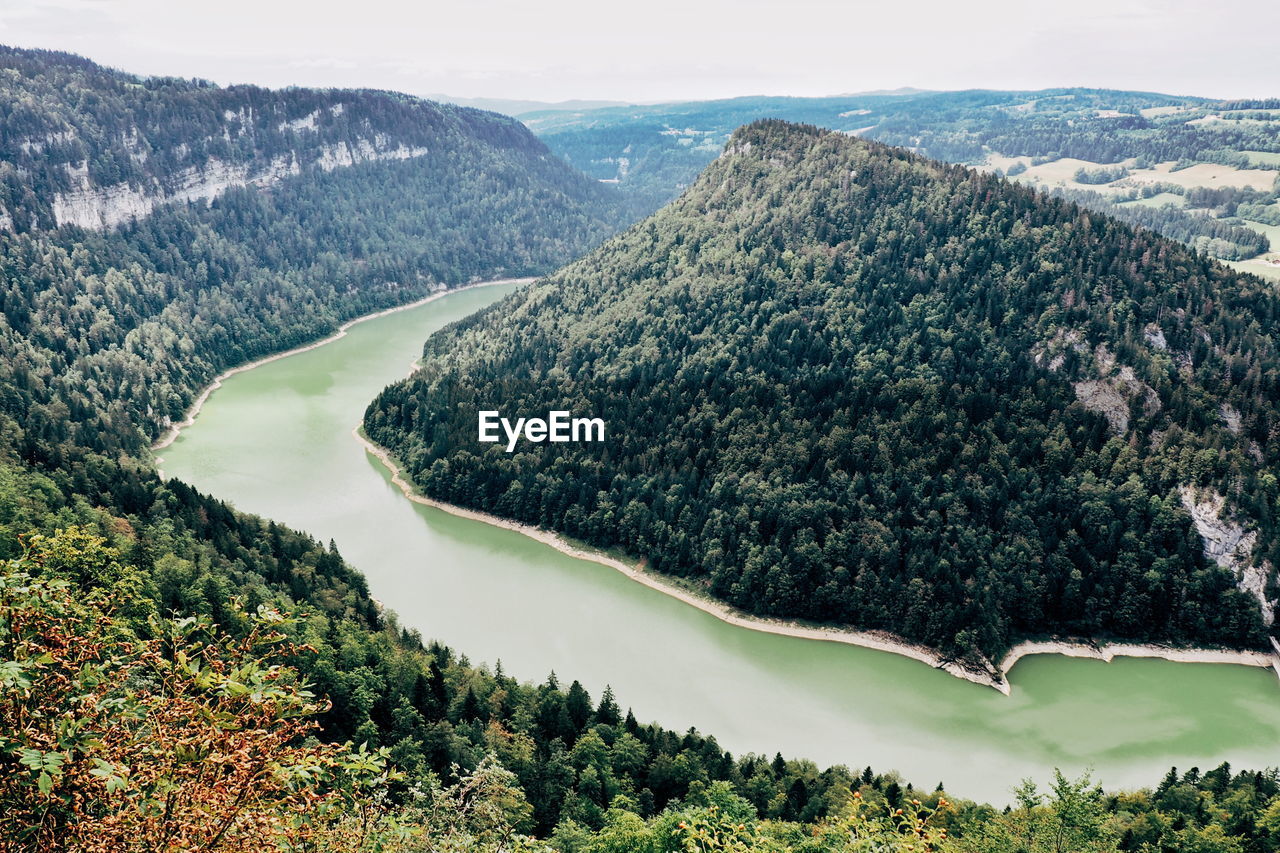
top-left (428, 94), bottom-right (635, 117)
top-left (523, 88), bottom-right (1280, 266)
top-left (366, 120), bottom-right (1279, 666)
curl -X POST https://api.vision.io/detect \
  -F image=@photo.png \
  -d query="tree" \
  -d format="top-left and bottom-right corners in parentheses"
top-left (954, 771), bottom-right (1116, 853)
top-left (0, 543), bottom-right (394, 853)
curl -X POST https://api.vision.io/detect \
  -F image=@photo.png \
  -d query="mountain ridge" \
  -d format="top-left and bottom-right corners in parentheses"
top-left (0, 45), bottom-right (569, 232)
top-left (0, 44), bottom-right (626, 450)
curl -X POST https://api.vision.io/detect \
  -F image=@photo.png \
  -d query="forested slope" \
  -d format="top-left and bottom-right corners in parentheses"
top-left (366, 120), bottom-right (1280, 665)
top-left (11, 531), bottom-right (1280, 853)
top-left (0, 45), bottom-right (589, 232)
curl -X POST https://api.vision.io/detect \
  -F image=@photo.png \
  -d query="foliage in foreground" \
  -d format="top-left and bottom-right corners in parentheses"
top-left (0, 539), bottom-right (548, 852)
top-left (5, 532), bottom-right (1280, 853)
top-left (0, 542), bottom-right (382, 850)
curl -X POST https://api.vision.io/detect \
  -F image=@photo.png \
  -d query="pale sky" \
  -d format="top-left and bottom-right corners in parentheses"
top-left (1, 0), bottom-right (1276, 103)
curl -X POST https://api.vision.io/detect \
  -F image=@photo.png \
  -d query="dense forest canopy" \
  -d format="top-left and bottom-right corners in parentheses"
top-left (522, 89), bottom-right (1280, 261)
top-left (366, 120), bottom-right (1280, 667)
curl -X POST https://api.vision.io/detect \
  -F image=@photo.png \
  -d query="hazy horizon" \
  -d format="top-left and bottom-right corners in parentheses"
top-left (1, 0), bottom-right (1277, 103)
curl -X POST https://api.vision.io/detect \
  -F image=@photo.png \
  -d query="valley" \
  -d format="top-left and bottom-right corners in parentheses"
top-left (3, 32), bottom-right (1280, 852)
top-left (517, 89), bottom-right (1280, 265)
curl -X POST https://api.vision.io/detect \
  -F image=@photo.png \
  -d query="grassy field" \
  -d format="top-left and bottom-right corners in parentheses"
top-left (1140, 105), bottom-right (1195, 118)
top-left (1239, 219), bottom-right (1280, 246)
top-left (984, 155), bottom-right (1276, 194)
top-left (1224, 219), bottom-right (1280, 282)
top-left (981, 153), bottom-right (1029, 172)
top-left (1226, 259), bottom-right (1280, 282)
top-left (1019, 157), bottom-right (1116, 187)
top-left (977, 150), bottom-right (1275, 186)
top-left (1132, 161), bottom-right (1277, 191)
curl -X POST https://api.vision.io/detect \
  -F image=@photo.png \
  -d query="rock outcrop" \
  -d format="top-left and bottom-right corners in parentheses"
top-left (1072, 363), bottom-right (1161, 435)
top-left (1179, 485), bottom-right (1275, 625)
top-left (1039, 336), bottom-right (1163, 435)
top-left (1032, 326), bottom-right (1089, 373)
top-left (50, 138), bottom-right (427, 230)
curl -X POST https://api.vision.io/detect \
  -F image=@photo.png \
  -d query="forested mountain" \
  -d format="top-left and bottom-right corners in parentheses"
top-left (522, 89), bottom-right (1280, 263)
top-left (0, 45), bottom-right (784, 844)
top-left (366, 120), bottom-right (1280, 668)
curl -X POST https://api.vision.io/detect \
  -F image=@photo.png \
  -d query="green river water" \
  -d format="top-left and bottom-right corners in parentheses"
top-left (157, 282), bottom-right (1280, 804)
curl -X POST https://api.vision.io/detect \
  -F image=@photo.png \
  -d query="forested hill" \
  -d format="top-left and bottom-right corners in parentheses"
top-left (0, 45), bottom-right (582, 231)
top-left (366, 120), bottom-right (1280, 667)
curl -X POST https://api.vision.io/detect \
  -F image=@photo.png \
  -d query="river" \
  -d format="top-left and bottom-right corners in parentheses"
top-left (157, 282), bottom-right (1280, 804)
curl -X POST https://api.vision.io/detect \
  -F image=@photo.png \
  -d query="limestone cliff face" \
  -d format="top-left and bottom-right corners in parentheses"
top-left (315, 137), bottom-right (428, 172)
top-left (49, 135), bottom-right (428, 230)
top-left (0, 52), bottom-right (541, 235)
top-left (1034, 330), bottom-right (1162, 435)
top-left (1179, 486), bottom-right (1275, 625)
top-left (1072, 366), bottom-right (1160, 435)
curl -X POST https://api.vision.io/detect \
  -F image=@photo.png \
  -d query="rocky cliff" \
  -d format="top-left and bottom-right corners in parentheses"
top-left (0, 45), bottom-right (547, 232)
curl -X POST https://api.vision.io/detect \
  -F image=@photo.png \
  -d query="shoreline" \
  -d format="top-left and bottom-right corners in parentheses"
top-left (354, 426), bottom-right (1280, 695)
top-left (150, 277), bottom-right (532, 456)
top-left (350, 425), bottom-right (1002, 690)
top-left (999, 640), bottom-right (1280, 684)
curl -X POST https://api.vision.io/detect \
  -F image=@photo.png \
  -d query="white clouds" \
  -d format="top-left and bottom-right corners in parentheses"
top-left (0, 0), bottom-right (1275, 100)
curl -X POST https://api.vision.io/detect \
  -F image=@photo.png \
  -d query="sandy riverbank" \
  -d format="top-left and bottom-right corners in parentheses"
top-left (998, 640), bottom-right (1280, 684)
top-left (151, 278), bottom-right (532, 455)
